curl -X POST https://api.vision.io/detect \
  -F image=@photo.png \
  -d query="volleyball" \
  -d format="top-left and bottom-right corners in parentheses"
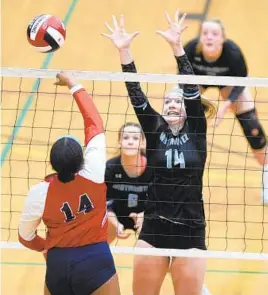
top-left (27, 14), bottom-right (66, 53)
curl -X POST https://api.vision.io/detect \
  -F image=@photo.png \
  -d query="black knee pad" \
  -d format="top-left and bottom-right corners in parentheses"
top-left (236, 109), bottom-right (267, 150)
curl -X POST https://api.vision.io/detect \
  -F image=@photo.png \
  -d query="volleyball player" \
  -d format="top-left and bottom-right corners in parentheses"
top-left (103, 10), bottom-right (215, 295)
top-left (18, 72), bottom-right (121, 295)
top-left (106, 123), bottom-right (149, 243)
top-left (184, 19), bottom-right (268, 203)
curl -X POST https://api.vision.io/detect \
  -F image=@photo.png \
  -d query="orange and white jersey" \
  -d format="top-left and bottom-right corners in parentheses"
top-left (18, 85), bottom-right (108, 251)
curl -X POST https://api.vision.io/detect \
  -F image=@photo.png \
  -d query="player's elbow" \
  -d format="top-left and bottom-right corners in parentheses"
top-left (18, 229), bottom-right (46, 252)
top-left (18, 223), bottom-right (36, 242)
top-left (91, 171), bottom-right (105, 183)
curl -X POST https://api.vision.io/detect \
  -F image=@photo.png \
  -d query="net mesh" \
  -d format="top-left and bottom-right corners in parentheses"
top-left (1, 67), bottom-right (268, 260)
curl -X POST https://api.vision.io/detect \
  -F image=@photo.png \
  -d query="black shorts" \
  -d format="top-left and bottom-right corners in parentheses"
top-left (139, 217), bottom-right (206, 250)
top-left (117, 216), bottom-right (136, 231)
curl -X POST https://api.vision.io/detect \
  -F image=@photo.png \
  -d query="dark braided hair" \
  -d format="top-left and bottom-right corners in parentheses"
top-left (50, 137), bottom-right (84, 183)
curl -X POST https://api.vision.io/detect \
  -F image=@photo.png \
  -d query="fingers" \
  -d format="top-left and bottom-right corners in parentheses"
top-left (156, 30), bottom-right (165, 37)
top-left (105, 22), bottom-right (114, 33)
top-left (175, 9), bottom-right (180, 24)
top-left (131, 31), bottom-right (140, 39)
top-left (165, 11), bottom-right (172, 24)
top-left (101, 33), bottom-right (112, 39)
top-left (129, 213), bottom-right (137, 223)
top-left (178, 12), bottom-right (187, 27)
top-left (181, 24), bottom-right (188, 33)
top-left (117, 232), bottom-right (131, 239)
top-left (129, 213), bottom-right (137, 218)
top-left (112, 15), bottom-right (119, 28)
top-left (214, 117), bottom-right (220, 127)
top-left (54, 72), bottom-right (62, 85)
top-left (119, 14), bottom-right (124, 29)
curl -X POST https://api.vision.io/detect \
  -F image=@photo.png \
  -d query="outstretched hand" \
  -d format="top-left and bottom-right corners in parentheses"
top-left (210, 100), bottom-right (232, 127)
top-left (55, 71), bottom-right (77, 89)
top-left (116, 222), bottom-right (131, 239)
top-left (129, 212), bottom-right (144, 234)
top-left (102, 15), bottom-right (140, 50)
top-left (156, 9), bottom-right (188, 47)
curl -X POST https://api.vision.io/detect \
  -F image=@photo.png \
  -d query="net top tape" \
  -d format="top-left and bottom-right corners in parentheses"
top-left (1, 67), bottom-right (268, 87)
top-left (0, 242), bottom-right (268, 260)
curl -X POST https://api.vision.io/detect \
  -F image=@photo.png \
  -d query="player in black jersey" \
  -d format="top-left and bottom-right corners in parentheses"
top-left (106, 122), bottom-right (150, 243)
top-left (184, 19), bottom-right (268, 203)
top-left (103, 10), bottom-right (215, 295)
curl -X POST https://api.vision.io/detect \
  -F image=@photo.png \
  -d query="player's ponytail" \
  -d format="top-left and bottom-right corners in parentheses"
top-left (57, 171), bottom-right (75, 183)
top-left (50, 137), bottom-right (84, 183)
top-left (201, 95), bottom-right (217, 119)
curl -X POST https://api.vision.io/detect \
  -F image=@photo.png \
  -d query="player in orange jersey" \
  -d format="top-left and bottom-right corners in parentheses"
top-left (18, 72), bottom-right (121, 295)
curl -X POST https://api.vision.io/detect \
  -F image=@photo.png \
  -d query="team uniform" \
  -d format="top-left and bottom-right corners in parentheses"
top-left (184, 38), bottom-right (247, 98)
top-left (184, 38), bottom-right (267, 151)
top-left (18, 86), bottom-right (116, 295)
top-left (121, 54), bottom-right (207, 250)
top-left (105, 156), bottom-right (151, 230)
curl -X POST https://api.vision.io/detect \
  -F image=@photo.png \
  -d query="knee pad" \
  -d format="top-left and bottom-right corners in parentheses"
top-left (236, 109), bottom-right (267, 150)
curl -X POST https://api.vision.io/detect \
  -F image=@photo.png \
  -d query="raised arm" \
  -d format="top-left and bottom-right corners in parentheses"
top-left (157, 10), bottom-right (205, 133)
top-left (176, 54), bottom-right (206, 132)
top-left (102, 15), bottom-right (165, 139)
top-left (55, 72), bottom-right (106, 183)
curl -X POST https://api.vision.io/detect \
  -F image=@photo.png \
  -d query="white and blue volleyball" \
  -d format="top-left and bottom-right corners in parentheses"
top-left (27, 14), bottom-right (66, 53)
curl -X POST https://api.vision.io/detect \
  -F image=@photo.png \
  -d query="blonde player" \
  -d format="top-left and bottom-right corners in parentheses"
top-left (106, 123), bottom-right (148, 243)
top-left (103, 9), bottom-right (214, 295)
top-left (184, 19), bottom-right (268, 203)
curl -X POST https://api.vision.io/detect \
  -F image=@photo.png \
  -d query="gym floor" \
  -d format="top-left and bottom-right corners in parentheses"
top-left (1, 0), bottom-right (268, 294)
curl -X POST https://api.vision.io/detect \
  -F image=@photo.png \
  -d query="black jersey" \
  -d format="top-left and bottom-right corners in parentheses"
top-left (105, 156), bottom-right (151, 219)
top-left (122, 55), bottom-right (207, 228)
top-left (184, 38), bottom-right (247, 78)
top-left (184, 38), bottom-right (248, 101)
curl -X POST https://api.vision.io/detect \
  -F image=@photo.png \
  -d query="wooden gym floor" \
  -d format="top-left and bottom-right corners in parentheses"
top-left (1, 0), bottom-right (268, 294)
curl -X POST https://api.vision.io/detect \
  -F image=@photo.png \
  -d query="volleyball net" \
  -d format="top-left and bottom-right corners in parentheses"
top-left (1, 67), bottom-right (268, 260)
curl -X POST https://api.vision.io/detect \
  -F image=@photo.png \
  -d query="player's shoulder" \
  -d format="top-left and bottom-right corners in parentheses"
top-left (184, 38), bottom-right (199, 51)
top-left (106, 156), bottom-right (125, 181)
top-left (223, 39), bottom-right (244, 55)
top-left (44, 173), bottom-right (57, 183)
top-left (141, 165), bottom-right (152, 181)
top-left (27, 181), bottom-right (50, 200)
top-left (106, 156), bottom-right (121, 168)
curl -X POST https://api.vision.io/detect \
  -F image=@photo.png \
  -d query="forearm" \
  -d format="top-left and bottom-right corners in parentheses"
top-left (108, 210), bottom-right (120, 227)
top-left (70, 86), bottom-right (104, 145)
top-left (18, 232), bottom-right (46, 252)
top-left (119, 48), bottom-right (134, 65)
top-left (121, 61), bottom-right (148, 108)
top-left (175, 54), bottom-right (199, 95)
top-left (171, 44), bottom-right (185, 57)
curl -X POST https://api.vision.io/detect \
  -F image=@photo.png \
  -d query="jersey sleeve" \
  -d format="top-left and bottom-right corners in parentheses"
top-left (78, 133), bottom-right (106, 183)
top-left (71, 85), bottom-right (106, 184)
top-left (121, 62), bottom-right (166, 144)
top-left (175, 54), bottom-right (206, 134)
top-left (18, 181), bottom-right (49, 251)
top-left (225, 40), bottom-right (248, 102)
